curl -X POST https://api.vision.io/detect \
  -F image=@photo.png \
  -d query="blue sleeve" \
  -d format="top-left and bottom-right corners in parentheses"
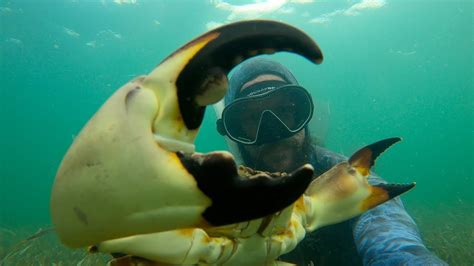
top-left (312, 146), bottom-right (446, 265)
top-left (351, 175), bottom-right (447, 266)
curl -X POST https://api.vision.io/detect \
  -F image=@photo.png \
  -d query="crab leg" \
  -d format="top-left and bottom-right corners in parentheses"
top-left (91, 229), bottom-right (234, 265)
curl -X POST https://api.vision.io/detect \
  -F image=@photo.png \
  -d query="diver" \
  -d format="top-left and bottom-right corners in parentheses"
top-left (215, 57), bottom-right (446, 265)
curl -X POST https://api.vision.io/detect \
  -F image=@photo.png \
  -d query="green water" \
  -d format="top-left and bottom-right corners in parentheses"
top-left (1, 0), bottom-right (472, 263)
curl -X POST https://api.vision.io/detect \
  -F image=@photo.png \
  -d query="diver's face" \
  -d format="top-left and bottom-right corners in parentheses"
top-left (242, 130), bottom-right (306, 173)
top-left (239, 74), bottom-right (307, 173)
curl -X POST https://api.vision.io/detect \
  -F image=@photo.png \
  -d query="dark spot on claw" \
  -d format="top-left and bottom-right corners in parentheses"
top-left (348, 168), bottom-right (356, 175)
top-left (85, 161), bottom-right (101, 167)
top-left (73, 206), bottom-right (88, 225)
top-left (125, 87), bottom-right (141, 110)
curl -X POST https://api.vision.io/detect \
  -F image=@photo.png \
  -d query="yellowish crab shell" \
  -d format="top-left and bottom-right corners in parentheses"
top-left (50, 20), bottom-right (323, 248)
top-left (50, 75), bottom-right (210, 247)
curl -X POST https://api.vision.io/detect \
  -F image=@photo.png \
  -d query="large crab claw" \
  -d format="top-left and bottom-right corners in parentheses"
top-left (50, 20), bottom-right (322, 247)
top-left (304, 138), bottom-right (416, 231)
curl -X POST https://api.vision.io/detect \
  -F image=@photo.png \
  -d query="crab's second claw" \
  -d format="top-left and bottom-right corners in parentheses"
top-left (303, 138), bottom-right (416, 231)
top-left (178, 152), bottom-right (314, 226)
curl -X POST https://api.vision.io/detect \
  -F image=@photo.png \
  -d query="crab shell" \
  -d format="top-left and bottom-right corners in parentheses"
top-left (50, 20), bottom-right (322, 248)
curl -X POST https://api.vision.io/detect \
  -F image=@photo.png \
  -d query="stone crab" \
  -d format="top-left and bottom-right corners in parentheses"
top-left (50, 20), bottom-right (415, 265)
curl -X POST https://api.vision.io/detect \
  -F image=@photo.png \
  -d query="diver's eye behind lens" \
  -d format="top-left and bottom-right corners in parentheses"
top-left (275, 88), bottom-right (313, 129)
top-left (224, 102), bottom-right (260, 142)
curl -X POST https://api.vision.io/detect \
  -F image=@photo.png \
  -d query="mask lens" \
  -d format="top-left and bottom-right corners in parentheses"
top-left (224, 102), bottom-right (261, 142)
top-left (272, 87), bottom-right (312, 129)
top-left (222, 85), bottom-right (313, 144)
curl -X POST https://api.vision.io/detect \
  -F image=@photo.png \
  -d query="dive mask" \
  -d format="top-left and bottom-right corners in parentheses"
top-left (217, 84), bottom-right (314, 145)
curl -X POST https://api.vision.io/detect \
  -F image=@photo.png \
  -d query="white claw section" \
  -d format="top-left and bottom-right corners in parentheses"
top-left (96, 229), bottom-right (234, 265)
top-left (154, 133), bottom-right (196, 154)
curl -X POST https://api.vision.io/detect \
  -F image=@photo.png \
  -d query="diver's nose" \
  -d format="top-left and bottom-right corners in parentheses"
top-left (256, 110), bottom-right (289, 143)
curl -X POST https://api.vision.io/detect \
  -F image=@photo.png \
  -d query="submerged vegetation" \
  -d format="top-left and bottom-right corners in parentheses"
top-left (0, 226), bottom-right (108, 265)
top-left (410, 203), bottom-right (474, 265)
top-left (1, 204), bottom-right (472, 265)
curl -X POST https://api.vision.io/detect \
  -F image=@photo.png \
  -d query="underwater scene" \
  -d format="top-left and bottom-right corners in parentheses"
top-left (0, 0), bottom-right (472, 265)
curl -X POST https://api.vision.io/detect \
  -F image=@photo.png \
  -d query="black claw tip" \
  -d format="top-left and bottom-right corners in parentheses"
top-left (375, 182), bottom-right (416, 199)
top-left (349, 137), bottom-right (402, 175)
top-left (178, 152), bottom-right (314, 226)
